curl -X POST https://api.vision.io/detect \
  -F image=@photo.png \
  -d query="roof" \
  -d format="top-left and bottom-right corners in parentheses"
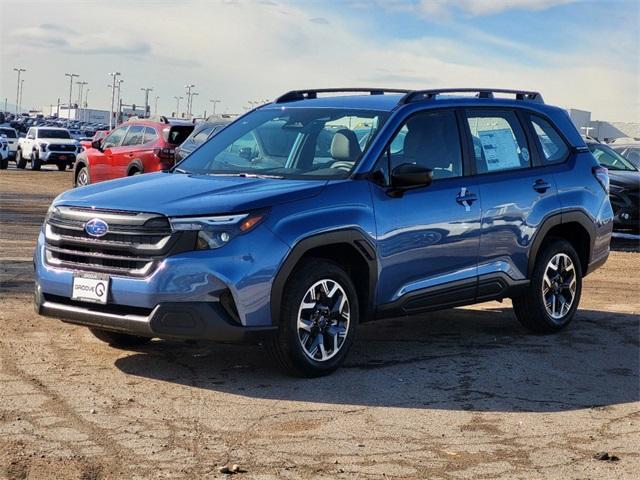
top-left (263, 87), bottom-right (544, 112)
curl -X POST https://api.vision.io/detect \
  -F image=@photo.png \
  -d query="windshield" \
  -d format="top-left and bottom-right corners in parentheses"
top-left (0, 128), bottom-right (17, 138)
top-left (588, 143), bottom-right (637, 171)
top-left (39, 129), bottom-right (71, 139)
top-left (177, 107), bottom-right (388, 179)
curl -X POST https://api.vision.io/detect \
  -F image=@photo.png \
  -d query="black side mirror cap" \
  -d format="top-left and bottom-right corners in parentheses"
top-left (91, 139), bottom-right (103, 150)
top-left (390, 163), bottom-right (433, 189)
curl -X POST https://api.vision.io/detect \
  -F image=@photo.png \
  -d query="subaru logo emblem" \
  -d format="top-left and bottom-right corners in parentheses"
top-left (85, 218), bottom-right (109, 237)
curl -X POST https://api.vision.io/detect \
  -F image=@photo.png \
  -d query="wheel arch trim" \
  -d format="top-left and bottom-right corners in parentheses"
top-left (527, 209), bottom-right (595, 278)
top-left (270, 228), bottom-right (377, 326)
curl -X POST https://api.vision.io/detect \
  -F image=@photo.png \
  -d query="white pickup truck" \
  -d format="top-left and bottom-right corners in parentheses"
top-left (17, 127), bottom-right (81, 171)
top-left (0, 127), bottom-right (19, 169)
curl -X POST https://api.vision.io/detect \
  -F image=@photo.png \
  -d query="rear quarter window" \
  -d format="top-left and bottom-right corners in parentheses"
top-left (529, 115), bottom-right (569, 164)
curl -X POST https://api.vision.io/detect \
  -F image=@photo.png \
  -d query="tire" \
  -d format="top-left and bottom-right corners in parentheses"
top-left (266, 258), bottom-right (359, 377)
top-left (0, 157), bottom-right (7, 170)
top-left (513, 239), bottom-right (582, 333)
top-left (31, 152), bottom-right (41, 171)
top-left (16, 149), bottom-right (26, 169)
top-left (89, 328), bottom-right (152, 348)
top-left (57, 161), bottom-right (67, 171)
top-left (75, 166), bottom-right (90, 187)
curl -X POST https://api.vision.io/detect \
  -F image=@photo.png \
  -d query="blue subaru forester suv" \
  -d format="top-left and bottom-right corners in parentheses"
top-left (35, 88), bottom-right (613, 377)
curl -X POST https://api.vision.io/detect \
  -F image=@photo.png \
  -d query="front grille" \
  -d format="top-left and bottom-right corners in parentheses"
top-left (49, 144), bottom-right (77, 152)
top-left (44, 206), bottom-right (178, 277)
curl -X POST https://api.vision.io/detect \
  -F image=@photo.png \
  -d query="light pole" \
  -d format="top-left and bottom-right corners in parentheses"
top-left (190, 92), bottom-right (199, 118)
top-left (13, 68), bottom-right (26, 115)
top-left (64, 73), bottom-right (79, 120)
top-left (19, 79), bottom-right (24, 114)
top-left (140, 87), bottom-right (153, 118)
top-left (115, 79), bottom-right (124, 124)
top-left (174, 96), bottom-right (183, 116)
top-left (184, 84), bottom-right (195, 117)
top-left (209, 99), bottom-right (221, 115)
top-left (84, 88), bottom-right (90, 122)
top-left (108, 72), bottom-right (121, 130)
top-left (154, 95), bottom-right (160, 115)
top-left (76, 81), bottom-right (88, 122)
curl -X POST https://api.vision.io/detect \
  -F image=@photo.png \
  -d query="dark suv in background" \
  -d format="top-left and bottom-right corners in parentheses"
top-left (35, 88), bottom-right (612, 377)
top-left (174, 116), bottom-right (233, 162)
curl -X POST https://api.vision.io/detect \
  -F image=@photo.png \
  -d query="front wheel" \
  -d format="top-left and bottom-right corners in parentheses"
top-left (31, 152), bottom-right (41, 170)
top-left (0, 157), bottom-right (7, 170)
top-left (89, 328), bottom-right (152, 348)
top-left (16, 150), bottom-right (26, 169)
top-left (75, 166), bottom-right (90, 187)
top-left (266, 258), bottom-right (358, 377)
top-left (57, 161), bottom-right (67, 171)
top-left (513, 239), bottom-right (582, 333)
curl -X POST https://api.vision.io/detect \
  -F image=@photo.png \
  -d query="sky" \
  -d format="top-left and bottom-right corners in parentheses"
top-left (0, 0), bottom-right (638, 121)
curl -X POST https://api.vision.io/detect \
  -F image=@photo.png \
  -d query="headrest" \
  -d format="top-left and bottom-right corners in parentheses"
top-left (330, 129), bottom-right (362, 162)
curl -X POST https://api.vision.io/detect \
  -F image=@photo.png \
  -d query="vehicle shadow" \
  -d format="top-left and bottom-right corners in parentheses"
top-left (114, 306), bottom-right (639, 412)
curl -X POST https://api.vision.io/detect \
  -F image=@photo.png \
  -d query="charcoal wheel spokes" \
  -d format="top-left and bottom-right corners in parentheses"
top-left (297, 278), bottom-right (350, 362)
top-left (542, 253), bottom-right (576, 320)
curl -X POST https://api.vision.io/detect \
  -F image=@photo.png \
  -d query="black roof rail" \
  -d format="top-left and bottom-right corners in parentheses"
top-left (275, 88), bottom-right (410, 103)
top-left (399, 88), bottom-right (544, 105)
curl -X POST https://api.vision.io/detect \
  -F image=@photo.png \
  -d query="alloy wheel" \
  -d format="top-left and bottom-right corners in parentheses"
top-left (297, 279), bottom-right (350, 362)
top-left (77, 169), bottom-right (89, 186)
top-left (542, 253), bottom-right (577, 320)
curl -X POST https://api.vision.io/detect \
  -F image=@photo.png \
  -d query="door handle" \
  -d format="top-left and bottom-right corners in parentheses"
top-left (456, 187), bottom-right (477, 211)
top-left (533, 179), bottom-right (551, 193)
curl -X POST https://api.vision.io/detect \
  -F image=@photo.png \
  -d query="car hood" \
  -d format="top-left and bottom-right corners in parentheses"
top-left (54, 172), bottom-right (328, 216)
top-left (608, 170), bottom-right (640, 190)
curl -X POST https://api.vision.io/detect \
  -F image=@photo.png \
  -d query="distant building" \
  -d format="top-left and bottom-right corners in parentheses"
top-left (569, 108), bottom-right (639, 140)
top-left (53, 106), bottom-right (110, 123)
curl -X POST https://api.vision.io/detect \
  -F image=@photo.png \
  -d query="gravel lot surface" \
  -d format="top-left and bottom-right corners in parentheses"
top-left (1, 165), bottom-right (639, 479)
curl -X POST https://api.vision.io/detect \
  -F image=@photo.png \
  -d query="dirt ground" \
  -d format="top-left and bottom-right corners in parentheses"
top-left (1, 164), bottom-right (639, 479)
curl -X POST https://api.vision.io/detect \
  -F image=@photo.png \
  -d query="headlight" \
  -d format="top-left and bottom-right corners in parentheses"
top-left (169, 211), bottom-right (267, 250)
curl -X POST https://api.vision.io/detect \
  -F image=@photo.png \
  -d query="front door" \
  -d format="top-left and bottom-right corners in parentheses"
top-left (372, 109), bottom-right (481, 313)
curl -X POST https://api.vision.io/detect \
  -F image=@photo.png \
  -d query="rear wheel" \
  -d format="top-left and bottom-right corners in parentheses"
top-left (75, 166), bottom-right (90, 187)
top-left (16, 150), bottom-right (26, 169)
top-left (266, 258), bottom-right (358, 377)
top-left (0, 157), bottom-right (7, 169)
top-left (89, 328), bottom-right (152, 348)
top-left (513, 239), bottom-right (582, 333)
top-left (31, 152), bottom-right (41, 170)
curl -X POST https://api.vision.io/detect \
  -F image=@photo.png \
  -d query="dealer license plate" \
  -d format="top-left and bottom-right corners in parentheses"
top-left (72, 274), bottom-right (109, 304)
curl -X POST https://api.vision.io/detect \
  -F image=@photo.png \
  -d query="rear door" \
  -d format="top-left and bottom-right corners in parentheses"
top-left (117, 125), bottom-right (145, 175)
top-left (463, 108), bottom-right (561, 287)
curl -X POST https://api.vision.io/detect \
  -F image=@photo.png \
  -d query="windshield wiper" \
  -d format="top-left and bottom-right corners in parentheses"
top-left (173, 168), bottom-right (191, 174)
top-left (206, 172), bottom-right (284, 179)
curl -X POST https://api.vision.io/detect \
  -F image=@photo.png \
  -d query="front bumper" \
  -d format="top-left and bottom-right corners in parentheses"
top-left (34, 222), bottom-right (290, 338)
top-left (41, 151), bottom-right (77, 163)
top-left (35, 287), bottom-right (276, 342)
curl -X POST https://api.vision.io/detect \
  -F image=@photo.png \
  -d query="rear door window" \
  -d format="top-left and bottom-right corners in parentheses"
top-left (143, 127), bottom-right (158, 144)
top-left (529, 115), bottom-right (569, 164)
top-left (466, 110), bottom-right (530, 173)
top-left (121, 125), bottom-right (145, 146)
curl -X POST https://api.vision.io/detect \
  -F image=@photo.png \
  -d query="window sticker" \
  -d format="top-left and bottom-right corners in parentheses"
top-left (478, 128), bottom-right (522, 171)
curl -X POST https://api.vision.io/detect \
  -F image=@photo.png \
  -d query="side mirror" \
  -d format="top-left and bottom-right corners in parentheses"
top-left (27, 135), bottom-right (35, 140)
top-left (391, 163), bottom-right (433, 189)
top-left (91, 139), bottom-right (103, 150)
